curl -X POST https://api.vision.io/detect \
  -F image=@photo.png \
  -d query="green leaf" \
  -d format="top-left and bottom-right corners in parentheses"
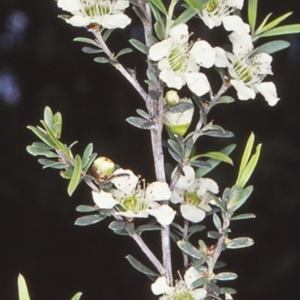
top-left (38, 158), bottom-right (69, 169)
top-left (168, 139), bottom-right (183, 159)
top-left (149, 0), bottom-right (167, 15)
top-left (116, 47), bottom-right (133, 58)
top-left (168, 101), bottom-right (194, 113)
top-left (259, 12), bottom-right (293, 33)
top-left (177, 240), bottom-right (205, 259)
top-left (73, 37), bottom-right (97, 46)
top-left (18, 274), bottom-right (30, 300)
top-left (126, 116), bottom-right (153, 129)
top-left (67, 155), bottom-right (82, 196)
top-left (109, 220), bottom-right (126, 231)
top-left (187, 224), bottom-right (205, 239)
top-left (213, 213), bottom-right (222, 229)
top-left (26, 145), bottom-right (57, 158)
top-left (207, 230), bottom-right (222, 239)
top-left (82, 47), bottom-right (103, 54)
top-left (173, 8), bottom-right (197, 27)
top-left (215, 272), bottom-right (238, 281)
top-left (259, 24), bottom-right (300, 37)
top-left (94, 56), bottom-right (110, 64)
top-left (231, 213), bottom-right (256, 221)
top-left (125, 222), bottom-right (135, 236)
top-left (146, 69), bottom-right (158, 84)
top-left (220, 287), bottom-right (237, 295)
top-left (184, 0), bottom-right (202, 10)
top-left (248, 0), bottom-right (258, 30)
top-left (154, 21), bottom-right (165, 40)
top-left (126, 254), bottom-right (159, 276)
top-left (250, 40), bottom-right (290, 56)
top-left (190, 276), bottom-right (209, 289)
top-left (184, 137), bottom-right (194, 158)
top-left (227, 237), bottom-right (254, 249)
top-left (136, 109), bottom-right (150, 120)
top-left (192, 151), bottom-right (233, 165)
top-left (74, 214), bottom-right (106, 226)
top-left (44, 106), bottom-right (54, 130)
top-left (129, 39), bottom-right (149, 54)
top-left (81, 143), bottom-right (93, 169)
top-left (196, 144), bottom-right (236, 177)
top-left (211, 96), bottom-right (235, 107)
top-left (70, 292), bottom-right (83, 300)
top-left (76, 205), bottom-right (99, 213)
top-left (230, 185), bottom-right (254, 211)
top-left (136, 224), bottom-right (162, 233)
top-left (27, 126), bottom-right (56, 148)
top-left (102, 29), bottom-right (114, 41)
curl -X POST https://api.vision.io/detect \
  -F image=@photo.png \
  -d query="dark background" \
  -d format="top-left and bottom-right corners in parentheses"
top-left (1, 0), bottom-right (300, 299)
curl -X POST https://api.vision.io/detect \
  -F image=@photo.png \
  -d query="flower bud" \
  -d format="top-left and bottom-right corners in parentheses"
top-left (164, 97), bottom-right (194, 137)
top-left (165, 90), bottom-right (180, 106)
top-left (92, 156), bottom-right (115, 178)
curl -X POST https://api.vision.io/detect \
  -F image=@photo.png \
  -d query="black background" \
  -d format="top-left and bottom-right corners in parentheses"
top-left (1, 0), bottom-right (300, 299)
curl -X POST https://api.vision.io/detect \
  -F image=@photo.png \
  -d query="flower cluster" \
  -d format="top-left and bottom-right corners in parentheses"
top-left (92, 168), bottom-right (176, 225)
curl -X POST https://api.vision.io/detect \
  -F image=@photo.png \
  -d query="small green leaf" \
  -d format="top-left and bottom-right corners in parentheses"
top-left (207, 231), bottom-right (222, 239)
top-left (44, 106), bottom-right (54, 130)
top-left (67, 155), bottom-right (82, 196)
top-left (227, 237), bottom-right (254, 249)
top-left (196, 144), bottom-right (236, 177)
top-left (149, 0), bottom-right (167, 15)
top-left (146, 69), bottom-right (158, 84)
top-left (259, 12), bottom-right (293, 33)
top-left (38, 158), bottom-right (68, 169)
top-left (70, 292), bottom-right (83, 300)
top-left (187, 224), bottom-right (206, 239)
top-left (231, 213), bottom-right (256, 221)
top-left (27, 126), bottom-right (56, 148)
top-left (215, 272), bottom-right (238, 281)
top-left (116, 47), bottom-right (133, 58)
top-left (190, 276), bottom-right (209, 289)
top-left (173, 8), bottom-right (197, 27)
top-left (251, 40), bottom-right (290, 56)
top-left (211, 96), bottom-right (235, 107)
top-left (74, 214), bottom-right (106, 226)
top-left (26, 145), bottom-right (57, 158)
top-left (177, 240), bottom-right (205, 259)
top-left (76, 205), bottom-right (98, 213)
top-left (192, 151), bottom-right (233, 165)
top-left (81, 143), bottom-right (93, 169)
top-left (129, 39), bottom-right (149, 54)
top-left (126, 255), bottom-right (159, 276)
top-left (154, 20), bottom-right (165, 40)
top-left (125, 222), bottom-right (135, 236)
top-left (126, 116), bottom-right (153, 129)
top-left (248, 0), bottom-right (258, 30)
top-left (82, 47), bottom-right (103, 54)
top-left (136, 109), bottom-right (150, 120)
top-left (109, 220), bottom-right (126, 231)
top-left (18, 274), bottom-right (30, 300)
top-left (259, 24), bottom-right (300, 37)
top-left (136, 224), bottom-right (162, 233)
top-left (184, 0), bottom-right (202, 10)
top-left (220, 287), bottom-right (237, 295)
top-left (94, 56), bottom-right (110, 64)
top-left (74, 37), bottom-right (97, 46)
top-left (168, 139), bottom-right (183, 159)
top-left (213, 213), bottom-right (222, 229)
top-left (102, 29), bottom-right (114, 41)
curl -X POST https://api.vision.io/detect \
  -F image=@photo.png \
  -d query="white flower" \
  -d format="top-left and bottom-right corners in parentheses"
top-left (57, 0), bottom-right (131, 29)
top-left (149, 23), bottom-right (215, 96)
top-left (199, 0), bottom-right (246, 31)
top-left (92, 169), bottom-right (176, 225)
top-left (215, 43), bottom-right (280, 106)
top-left (171, 166), bottom-right (219, 223)
top-left (151, 267), bottom-right (207, 300)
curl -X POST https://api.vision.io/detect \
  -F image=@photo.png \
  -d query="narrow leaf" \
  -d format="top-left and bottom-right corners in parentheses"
top-left (73, 37), bottom-right (97, 46)
top-left (26, 145), bottom-right (57, 158)
top-left (250, 40), bottom-right (290, 56)
top-left (126, 116), bottom-right (153, 129)
top-left (74, 214), bottom-right (106, 226)
top-left (126, 255), bottom-right (159, 276)
top-left (76, 205), bottom-right (98, 213)
top-left (67, 155), bottom-right (82, 196)
top-left (260, 12), bottom-right (293, 33)
top-left (231, 213), bottom-right (256, 220)
top-left (44, 106), bottom-right (54, 130)
top-left (173, 8), bottom-right (197, 27)
top-left (259, 24), bottom-right (300, 37)
top-left (168, 139), bottom-right (183, 159)
top-left (248, 0), bottom-right (258, 30)
top-left (129, 39), bottom-right (149, 54)
top-left (27, 126), bottom-right (56, 148)
top-left (227, 237), bottom-right (254, 249)
top-left (192, 151), bottom-right (233, 165)
top-left (94, 57), bottom-right (110, 64)
top-left (215, 272), bottom-right (238, 281)
top-left (82, 47), bottom-right (103, 54)
top-left (18, 274), bottom-right (30, 300)
top-left (149, 0), bottom-right (168, 15)
top-left (70, 292), bottom-right (83, 300)
top-left (213, 213), bottom-right (222, 229)
top-left (177, 240), bottom-right (205, 259)
top-left (116, 47), bottom-right (133, 58)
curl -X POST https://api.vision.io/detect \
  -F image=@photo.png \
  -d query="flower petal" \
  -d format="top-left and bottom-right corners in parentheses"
top-left (151, 276), bottom-right (174, 295)
top-left (231, 79), bottom-right (256, 100)
top-left (92, 190), bottom-right (118, 209)
top-left (146, 182), bottom-right (171, 201)
top-left (159, 69), bottom-right (185, 90)
top-left (173, 165), bottom-right (195, 190)
top-left (57, 0), bottom-right (81, 13)
top-left (214, 46), bottom-right (230, 68)
top-left (180, 204), bottom-right (206, 223)
top-left (148, 204), bottom-right (176, 225)
top-left (66, 15), bottom-right (92, 27)
top-left (185, 72), bottom-right (211, 96)
top-left (256, 81), bottom-right (280, 106)
top-left (100, 14), bottom-right (131, 29)
top-left (229, 31), bottom-right (253, 57)
top-left (113, 0), bottom-right (130, 10)
top-left (190, 40), bottom-right (215, 68)
top-left (149, 39), bottom-right (173, 61)
top-left (169, 23), bottom-right (189, 44)
top-left (223, 15), bottom-right (250, 34)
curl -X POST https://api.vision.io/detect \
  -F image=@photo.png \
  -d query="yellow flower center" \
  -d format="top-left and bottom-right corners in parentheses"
top-left (206, 0), bottom-right (219, 12)
top-left (185, 191), bottom-right (202, 206)
top-left (81, 0), bottom-right (112, 17)
top-left (168, 46), bottom-right (189, 73)
top-left (122, 194), bottom-right (148, 212)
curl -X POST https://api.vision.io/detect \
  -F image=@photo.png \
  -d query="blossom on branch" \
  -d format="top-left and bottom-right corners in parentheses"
top-left (151, 267), bottom-right (207, 299)
top-left (92, 169), bottom-right (176, 225)
top-left (171, 166), bottom-right (219, 223)
top-left (149, 23), bottom-right (215, 96)
top-left (57, 0), bottom-right (131, 29)
top-left (199, 0), bottom-right (246, 30)
top-left (215, 35), bottom-right (280, 106)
